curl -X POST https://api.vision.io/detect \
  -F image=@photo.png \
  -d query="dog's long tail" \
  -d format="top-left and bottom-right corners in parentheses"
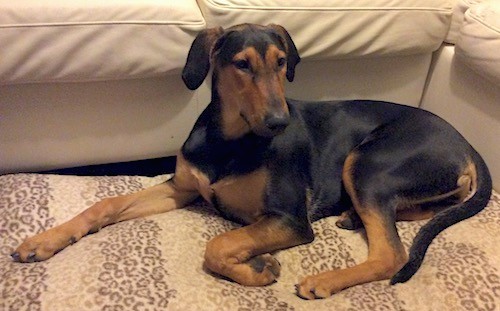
top-left (390, 150), bottom-right (492, 285)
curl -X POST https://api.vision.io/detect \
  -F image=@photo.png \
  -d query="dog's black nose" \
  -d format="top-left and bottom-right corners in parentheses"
top-left (265, 114), bottom-right (289, 132)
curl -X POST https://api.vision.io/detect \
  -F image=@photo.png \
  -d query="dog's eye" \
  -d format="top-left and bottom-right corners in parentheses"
top-left (277, 57), bottom-right (286, 67)
top-left (233, 59), bottom-right (250, 71)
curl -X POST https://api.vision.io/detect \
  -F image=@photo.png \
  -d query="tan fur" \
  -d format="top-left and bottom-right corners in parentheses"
top-left (217, 45), bottom-right (288, 139)
top-left (177, 152), bottom-right (269, 224)
top-left (459, 159), bottom-right (477, 201)
top-left (297, 154), bottom-right (481, 298)
top-left (13, 161), bottom-right (199, 262)
top-left (12, 36), bottom-right (293, 279)
top-left (297, 152), bottom-right (408, 299)
top-left (204, 216), bottom-right (306, 286)
top-left (13, 25), bottom-right (484, 301)
top-left (396, 159), bottom-right (477, 221)
top-left (298, 212), bottom-right (407, 299)
top-left (212, 168), bottom-right (269, 224)
top-left (14, 150), bottom-right (279, 263)
top-left (174, 153), bottom-right (213, 203)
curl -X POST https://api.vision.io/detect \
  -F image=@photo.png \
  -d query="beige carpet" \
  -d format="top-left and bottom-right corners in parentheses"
top-left (1, 173), bottom-right (499, 311)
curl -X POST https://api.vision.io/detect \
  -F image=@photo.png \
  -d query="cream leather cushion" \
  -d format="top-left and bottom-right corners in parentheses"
top-left (445, 0), bottom-right (485, 44)
top-left (197, 0), bottom-right (453, 60)
top-left (0, 0), bottom-right (205, 84)
top-left (456, 1), bottom-right (500, 84)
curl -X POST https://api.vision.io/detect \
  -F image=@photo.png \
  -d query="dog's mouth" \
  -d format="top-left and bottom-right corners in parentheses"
top-left (241, 113), bottom-right (289, 138)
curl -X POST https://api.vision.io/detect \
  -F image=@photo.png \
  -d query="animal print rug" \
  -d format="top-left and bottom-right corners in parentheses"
top-left (1, 173), bottom-right (499, 311)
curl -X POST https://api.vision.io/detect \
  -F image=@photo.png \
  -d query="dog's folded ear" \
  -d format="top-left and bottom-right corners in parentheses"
top-left (182, 27), bottom-right (224, 90)
top-left (268, 24), bottom-right (301, 82)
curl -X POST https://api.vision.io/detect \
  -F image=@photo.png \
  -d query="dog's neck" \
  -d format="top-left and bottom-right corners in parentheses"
top-left (182, 87), bottom-right (273, 181)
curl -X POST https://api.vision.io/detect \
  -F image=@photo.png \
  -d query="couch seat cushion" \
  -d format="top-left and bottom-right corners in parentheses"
top-left (197, 0), bottom-right (453, 60)
top-left (456, 1), bottom-right (500, 85)
top-left (0, 0), bottom-right (205, 84)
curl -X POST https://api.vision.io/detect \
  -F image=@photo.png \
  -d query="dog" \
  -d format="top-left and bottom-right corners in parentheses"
top-left (11, 23), bottom-right (492, 300)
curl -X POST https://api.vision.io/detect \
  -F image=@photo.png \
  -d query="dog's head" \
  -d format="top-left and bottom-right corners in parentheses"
top-left (182, 24), bottom-right (300, 138)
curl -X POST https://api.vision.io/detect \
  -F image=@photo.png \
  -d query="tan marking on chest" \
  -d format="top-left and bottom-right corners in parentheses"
top-left (173, 153), bottom-right (213, 201)
top-left (211, 168), bottom-right (269, 224)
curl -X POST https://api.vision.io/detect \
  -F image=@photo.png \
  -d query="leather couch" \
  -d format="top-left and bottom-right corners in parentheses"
top-left (1, 0), bottom-right (498, 188)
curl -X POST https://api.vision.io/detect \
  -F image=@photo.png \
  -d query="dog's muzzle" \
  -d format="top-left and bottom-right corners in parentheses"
top-left (263, 113), bottom-right (290, 136)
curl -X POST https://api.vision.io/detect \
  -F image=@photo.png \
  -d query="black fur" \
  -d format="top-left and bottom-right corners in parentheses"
top-left (182, 27), bottom-right (223, 90)
top-left (181, 24), bottom-right (492, 285)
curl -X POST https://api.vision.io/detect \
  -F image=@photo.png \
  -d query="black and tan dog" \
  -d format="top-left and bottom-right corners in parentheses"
top-left (12, 24), bottom-right (492, 299)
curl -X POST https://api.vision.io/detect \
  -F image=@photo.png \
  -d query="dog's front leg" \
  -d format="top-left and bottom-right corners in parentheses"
top-left (11, 180), bottom-right (198, 263)
top-left (204, 215), bottom-right (313, 286)
top-left (11, 155), bottom-right (201, 263)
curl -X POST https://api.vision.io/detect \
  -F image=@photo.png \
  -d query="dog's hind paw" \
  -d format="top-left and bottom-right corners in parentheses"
top-left (335, 210), bottom-right (363, 230)
top-left (296, 271), bottom-right (341, 300)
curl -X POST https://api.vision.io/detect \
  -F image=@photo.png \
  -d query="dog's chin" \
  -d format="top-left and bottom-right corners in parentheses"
top-left (251, 126), bottom-right (286, 138)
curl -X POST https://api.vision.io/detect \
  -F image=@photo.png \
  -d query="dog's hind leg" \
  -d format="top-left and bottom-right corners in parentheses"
top-left (296, 152), bottom-right (408, 299)
top-left (11, 154), bottom-right (200, 263)
top-left (297, 206), bottom-right (407, 299)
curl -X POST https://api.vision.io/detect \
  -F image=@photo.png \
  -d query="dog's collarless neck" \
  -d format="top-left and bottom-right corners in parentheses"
top-left (181, 103), bottom-right (273, 183)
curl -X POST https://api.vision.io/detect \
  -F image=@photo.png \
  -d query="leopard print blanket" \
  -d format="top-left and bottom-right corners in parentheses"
top-left (1, 174), bottom-right (499, 311)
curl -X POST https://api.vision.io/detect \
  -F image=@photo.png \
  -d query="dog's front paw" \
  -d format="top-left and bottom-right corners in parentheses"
top-left (11, 227), bottom-right (79, 263)
top-left (205, 250), bottom-right (281, 286)
top-left (242, 254), bottom-right (281, 286)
